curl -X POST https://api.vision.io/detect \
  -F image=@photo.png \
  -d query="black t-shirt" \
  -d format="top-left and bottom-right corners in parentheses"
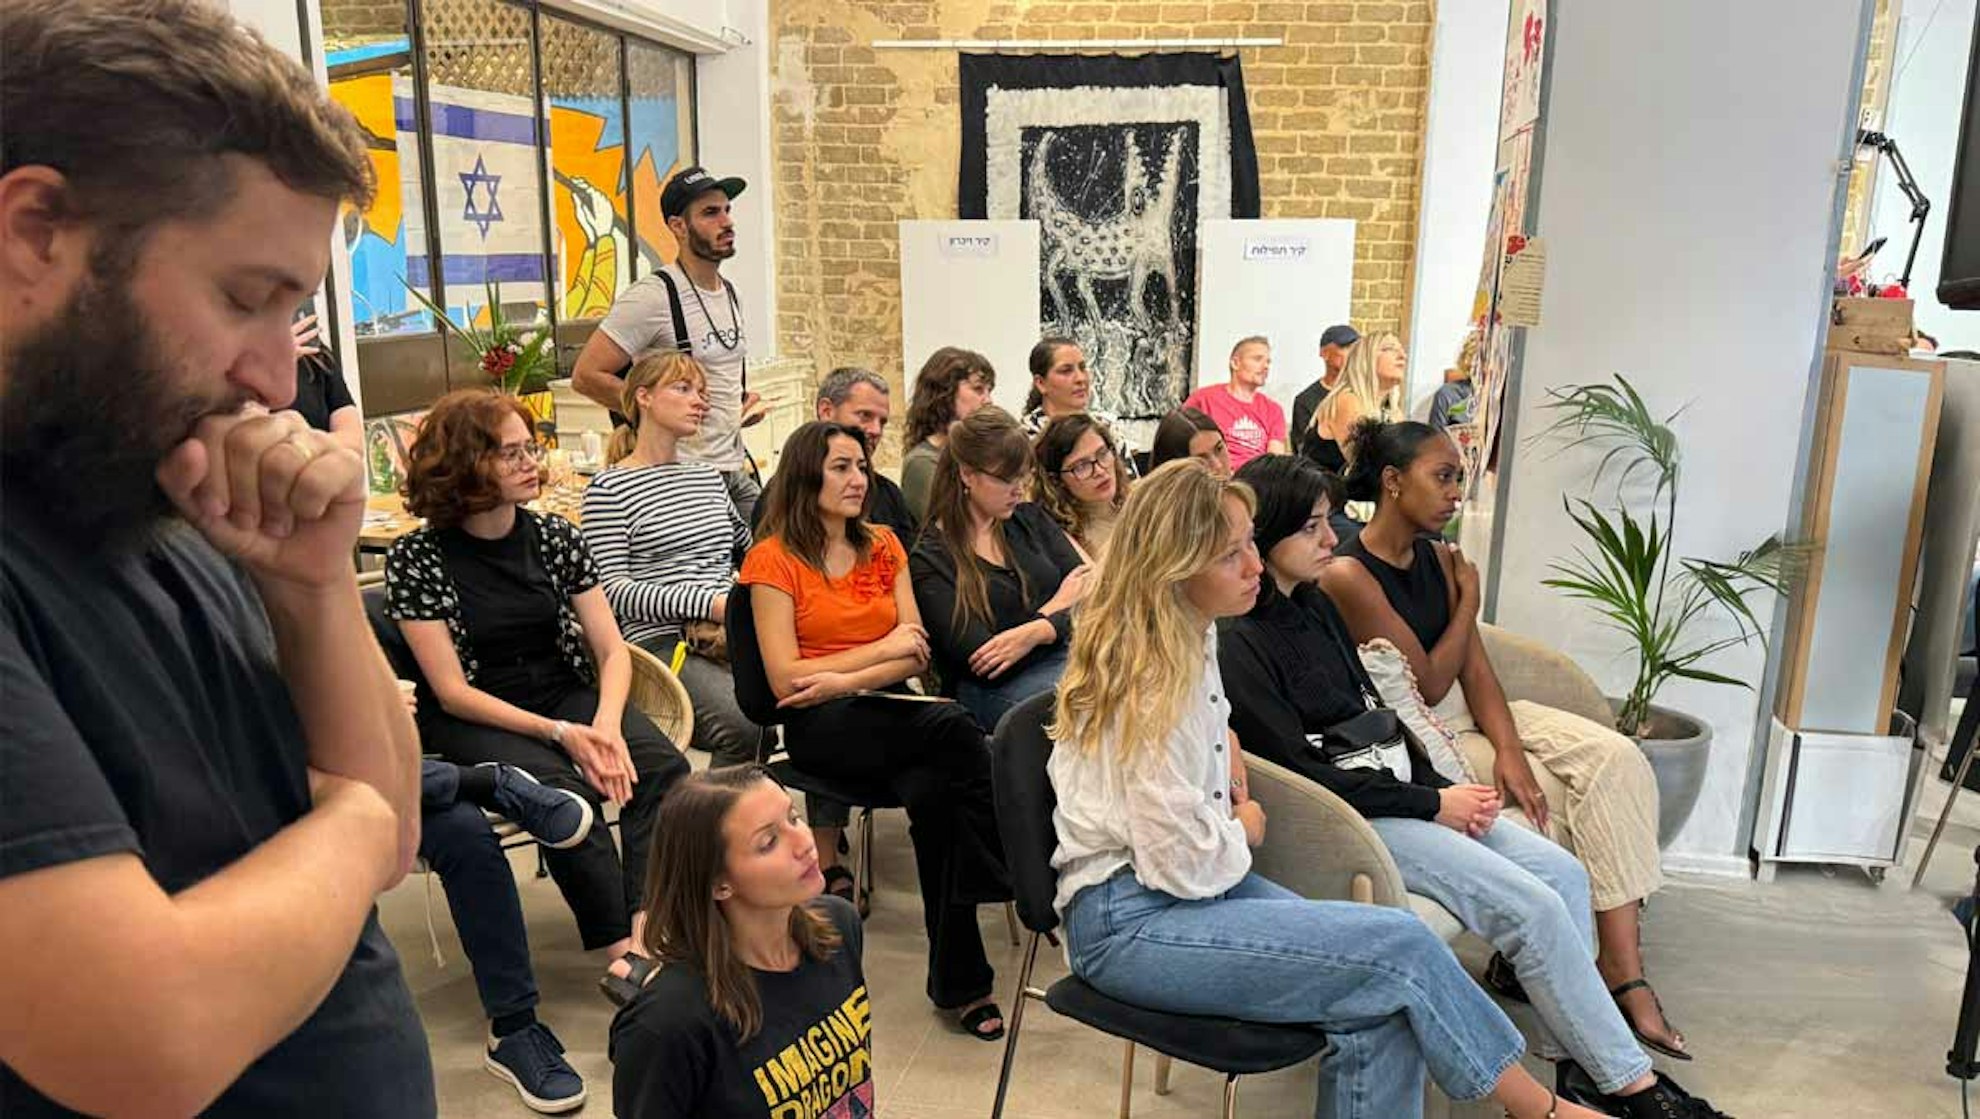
top-left (292, 351), bottom-right (355, 433)
top-left (866, 472), bottom-right (918, 541)
top-left (909, 502), bottom-right (1084, 689)
top-left (610, 895), bottom-right (872, 1119)
top-left (0, 504), bottom-right (433, 1117)
top-left (435, 518), bottom-right (574, 704)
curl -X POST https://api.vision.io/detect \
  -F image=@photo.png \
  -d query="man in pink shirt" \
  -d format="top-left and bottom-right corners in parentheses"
top-left (1183, 335), bottom-right (1288, 471)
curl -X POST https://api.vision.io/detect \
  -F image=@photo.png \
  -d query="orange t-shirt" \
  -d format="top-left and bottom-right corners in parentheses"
top-left (738, 527), bottom-right (907, 660)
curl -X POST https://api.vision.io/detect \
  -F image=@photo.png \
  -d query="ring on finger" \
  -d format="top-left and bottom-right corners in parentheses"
top-left (282, 433), bottom-right (317, 463)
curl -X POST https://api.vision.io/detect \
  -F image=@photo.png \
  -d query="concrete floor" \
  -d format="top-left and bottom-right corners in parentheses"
top-left (382, 727), bottom-right (1980, 1119)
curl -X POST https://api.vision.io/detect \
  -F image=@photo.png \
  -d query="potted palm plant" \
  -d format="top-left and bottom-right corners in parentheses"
top-left (1534, 376), bottom-right (1800, 845)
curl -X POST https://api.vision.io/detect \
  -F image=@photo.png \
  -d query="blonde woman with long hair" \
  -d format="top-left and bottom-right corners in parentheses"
top-left (1047, 460), bottom-right (1603, 1119)
top-left (581, 352), bottom-right (769, 781)
top-left (1298, 332), bottom-right (1407, 475)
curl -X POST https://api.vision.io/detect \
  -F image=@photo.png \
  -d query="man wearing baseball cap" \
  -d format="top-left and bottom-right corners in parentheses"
top-left (1291, 323), bottom-right (1359, 444)
top-left (573, 166), bottom-right (765, 521)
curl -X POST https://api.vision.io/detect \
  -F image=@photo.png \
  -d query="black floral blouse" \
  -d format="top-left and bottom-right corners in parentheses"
top-left (384, 509), bottom-right (601, 685)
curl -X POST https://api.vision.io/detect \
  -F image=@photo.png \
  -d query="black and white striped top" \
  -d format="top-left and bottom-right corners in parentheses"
top-left (579, 460), bottom-right (752, 648)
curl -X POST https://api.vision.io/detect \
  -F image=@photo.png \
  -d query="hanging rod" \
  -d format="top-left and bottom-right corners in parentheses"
top-left (871, 38), bottom-right (1284, 50)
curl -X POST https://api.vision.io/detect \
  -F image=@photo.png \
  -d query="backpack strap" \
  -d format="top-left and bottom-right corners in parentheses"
top-left (652, 267), bottom-right (694, 356)
top-left (722, 277), bottom-right (747, 392)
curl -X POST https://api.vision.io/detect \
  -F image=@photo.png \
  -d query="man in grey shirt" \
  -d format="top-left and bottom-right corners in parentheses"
top-left (573, 167), bottom-right (765, 522)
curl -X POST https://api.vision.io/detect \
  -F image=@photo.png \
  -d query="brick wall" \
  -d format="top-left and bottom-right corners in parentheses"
top-left (320, 0), bottom-right (406, 44)
top-left (770, 0), bottom-right (1435, 421)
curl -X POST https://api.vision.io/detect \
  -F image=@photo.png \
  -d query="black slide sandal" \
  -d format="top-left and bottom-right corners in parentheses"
top-left (1610, 978), bottom-right (1691, 1061)
top-left (599, 953), bottom-right (660, 1009)
top-left (956, 1003), bottom-right (1006, 1042)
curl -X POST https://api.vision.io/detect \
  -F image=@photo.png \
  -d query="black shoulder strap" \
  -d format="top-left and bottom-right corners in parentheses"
top-left (651, 267), bottom-right (693, 356)
top-left (723, 278), bottom-right (748, 392)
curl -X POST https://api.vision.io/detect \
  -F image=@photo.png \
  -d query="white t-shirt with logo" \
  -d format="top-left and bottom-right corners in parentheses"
top-left (598, 263), bottom-right (748, 471)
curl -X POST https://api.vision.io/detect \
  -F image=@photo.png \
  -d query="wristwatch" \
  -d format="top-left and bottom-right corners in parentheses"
top-left (547, 719), bottom-right (569, 745)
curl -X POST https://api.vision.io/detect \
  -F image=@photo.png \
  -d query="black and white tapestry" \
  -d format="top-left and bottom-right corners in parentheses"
top-left (960, 53), bottom-right (1260, 423)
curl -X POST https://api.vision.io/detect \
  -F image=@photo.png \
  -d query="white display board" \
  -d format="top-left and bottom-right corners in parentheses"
top-left (899, 221), bottom-right (1041, 418)
top-left (1192, 219), bottom-right (1357, 412)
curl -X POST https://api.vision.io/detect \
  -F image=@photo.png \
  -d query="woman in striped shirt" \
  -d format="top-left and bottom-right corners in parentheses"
top-left (582, 353), bottom-right (769, 772)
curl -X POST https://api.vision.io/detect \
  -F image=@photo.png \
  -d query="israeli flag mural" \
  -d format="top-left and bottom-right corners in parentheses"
top-left (400, 83), bottom-right (548, 326)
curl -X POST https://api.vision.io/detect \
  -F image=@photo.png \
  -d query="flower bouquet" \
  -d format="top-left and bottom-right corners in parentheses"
top-left (402, 280), bottom-right (556, 395)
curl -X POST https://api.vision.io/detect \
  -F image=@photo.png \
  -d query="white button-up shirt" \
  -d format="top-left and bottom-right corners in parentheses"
top-left (1048, 627), bottom-right (1252, 915)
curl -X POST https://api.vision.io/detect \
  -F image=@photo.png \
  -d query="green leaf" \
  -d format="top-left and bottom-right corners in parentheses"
top-left (1667, 666), bottom-right (1752, 689)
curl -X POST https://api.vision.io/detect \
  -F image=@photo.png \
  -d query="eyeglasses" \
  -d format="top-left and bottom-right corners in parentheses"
top-left (1059, 444), bottom-right (1115, 483)
top-left (492, 441), bottom-right (546, 470)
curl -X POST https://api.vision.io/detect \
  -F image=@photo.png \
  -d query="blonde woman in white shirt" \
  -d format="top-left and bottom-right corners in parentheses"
top-left (1047, 460), bottom-right (1602, 1119)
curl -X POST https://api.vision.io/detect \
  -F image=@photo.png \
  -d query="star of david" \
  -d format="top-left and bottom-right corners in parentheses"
top-left (460, 156), bottom-right (503, 238)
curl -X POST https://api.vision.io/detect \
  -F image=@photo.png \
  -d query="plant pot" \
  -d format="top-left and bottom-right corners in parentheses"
top-left (1612, 699), bottom-right (1711, 849)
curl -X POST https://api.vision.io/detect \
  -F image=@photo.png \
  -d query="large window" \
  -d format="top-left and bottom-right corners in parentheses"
top-left (323, 0), bottom-right (697, 411)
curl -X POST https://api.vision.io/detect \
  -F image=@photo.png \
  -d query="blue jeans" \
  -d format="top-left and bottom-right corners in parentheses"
top-left (419, 761), bottom-right (537, 1022)
top-left (955, 648), bottom-right (1068, 733)
top-left (1062, 870), bottom-right (1524, 1119)
top-left (1369, 816), bottom-right (1653, 1093)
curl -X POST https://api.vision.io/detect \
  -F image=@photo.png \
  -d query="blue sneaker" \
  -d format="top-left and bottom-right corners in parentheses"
top-left (480, 763), bottom-right (594, 849)
top-left (485, 1022), bottom-right (586, 1114)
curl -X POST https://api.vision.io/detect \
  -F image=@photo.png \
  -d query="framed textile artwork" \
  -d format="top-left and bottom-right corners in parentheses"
top-left (960, 53), bottom-right (1260, 424)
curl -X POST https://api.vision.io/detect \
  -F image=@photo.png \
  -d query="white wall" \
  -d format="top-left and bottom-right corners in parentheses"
top-left (694, 0), bottom-right (778, 362)
top-left (1405, 0), bottom-right (1509, 410)
top-left (1488, 0), bottom-right (1869, 871)
top-left (1866, 0), bottom-right (1978, 351)
top-left (227, 0), bottom-right (366, 416)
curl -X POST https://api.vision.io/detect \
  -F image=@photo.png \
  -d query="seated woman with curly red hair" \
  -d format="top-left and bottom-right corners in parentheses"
top-left (386, 389), bottom-right (689, 1005)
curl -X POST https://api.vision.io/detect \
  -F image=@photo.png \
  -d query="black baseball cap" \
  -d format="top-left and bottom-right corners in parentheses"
top-left (1319, 324), bottom-right (1360, 349)
top-left (661, 166), bottom-right (746, 219)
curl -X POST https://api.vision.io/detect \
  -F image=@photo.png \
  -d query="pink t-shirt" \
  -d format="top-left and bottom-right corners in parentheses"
top-left (1183, 383), bottom-right (1288, 470)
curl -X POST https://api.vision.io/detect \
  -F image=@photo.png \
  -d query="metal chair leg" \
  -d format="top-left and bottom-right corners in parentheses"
top-left (1222, 1074), bottom-right (1239, 1119)
top-left (1118, 1040), bottom-right (1136, 1119)
top-left (1917, 718), bottom-right (1980, 888)
top-left (989, 932), bottom-right (1043, 1119)
top-left (1154, 1054), bottom-right (1173, 1095)
top-left (1004, 901), bottom-right (1021, 946)
top-left (853, 809), bottom-right (875, 913)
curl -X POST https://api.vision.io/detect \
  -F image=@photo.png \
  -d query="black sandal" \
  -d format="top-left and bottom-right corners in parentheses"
top-left (599, 952), bottom-right (660, 1009)
top-left (1610, 977), bottom-right (1691, 1060)
top-left (955, 1002), bottom-right (1006, 1042)
top-left (1484, 951), bottom-right (1530, 1004)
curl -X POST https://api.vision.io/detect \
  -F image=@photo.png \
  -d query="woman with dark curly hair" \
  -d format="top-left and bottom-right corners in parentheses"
top-left (740, 421), bottom-right (1009, 1041)
top-left (1031, 412), bottom-right (1131, 563)
top-left (899, 346), bottom-right (996, 520)
top-left (386, 389), bottom-right (689, 1006)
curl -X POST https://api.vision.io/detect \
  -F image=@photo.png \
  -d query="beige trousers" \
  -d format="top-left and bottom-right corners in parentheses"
top-left (1457, 700), bottom-right (1664, 912)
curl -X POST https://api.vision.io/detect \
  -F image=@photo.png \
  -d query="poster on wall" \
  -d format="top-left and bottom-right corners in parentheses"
top-left (958, 53), bottom-right (1260, 425)
top-left (1500, 0), bottom-right (1547, 139)
top-left (1466, 119), bottom-right (1539, 498)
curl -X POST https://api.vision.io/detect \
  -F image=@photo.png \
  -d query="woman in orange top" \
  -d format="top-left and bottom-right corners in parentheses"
top-left (739, 422), bottom-right (1010, 1040)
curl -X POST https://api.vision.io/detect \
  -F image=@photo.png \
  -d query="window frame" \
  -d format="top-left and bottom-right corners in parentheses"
top-left (333, 0), bottom-right (700, 414)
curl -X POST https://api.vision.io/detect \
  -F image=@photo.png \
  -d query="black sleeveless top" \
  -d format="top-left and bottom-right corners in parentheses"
top-left (1296, 426), bottom-right (1348, 475)
top-left (1336, 534), bottom-right (1451, 652)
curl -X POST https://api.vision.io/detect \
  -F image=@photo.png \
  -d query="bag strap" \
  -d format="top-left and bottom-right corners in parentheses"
top-left (651, 267), bottom-right (694, 356)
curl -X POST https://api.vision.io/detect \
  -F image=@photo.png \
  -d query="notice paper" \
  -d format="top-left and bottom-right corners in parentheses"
top-left (1498, 236), bottom-right (1546, 327)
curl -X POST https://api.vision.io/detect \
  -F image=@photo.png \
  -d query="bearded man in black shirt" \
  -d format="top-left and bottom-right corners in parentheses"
top-left (0, 2), bottom-right (433, 1115)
